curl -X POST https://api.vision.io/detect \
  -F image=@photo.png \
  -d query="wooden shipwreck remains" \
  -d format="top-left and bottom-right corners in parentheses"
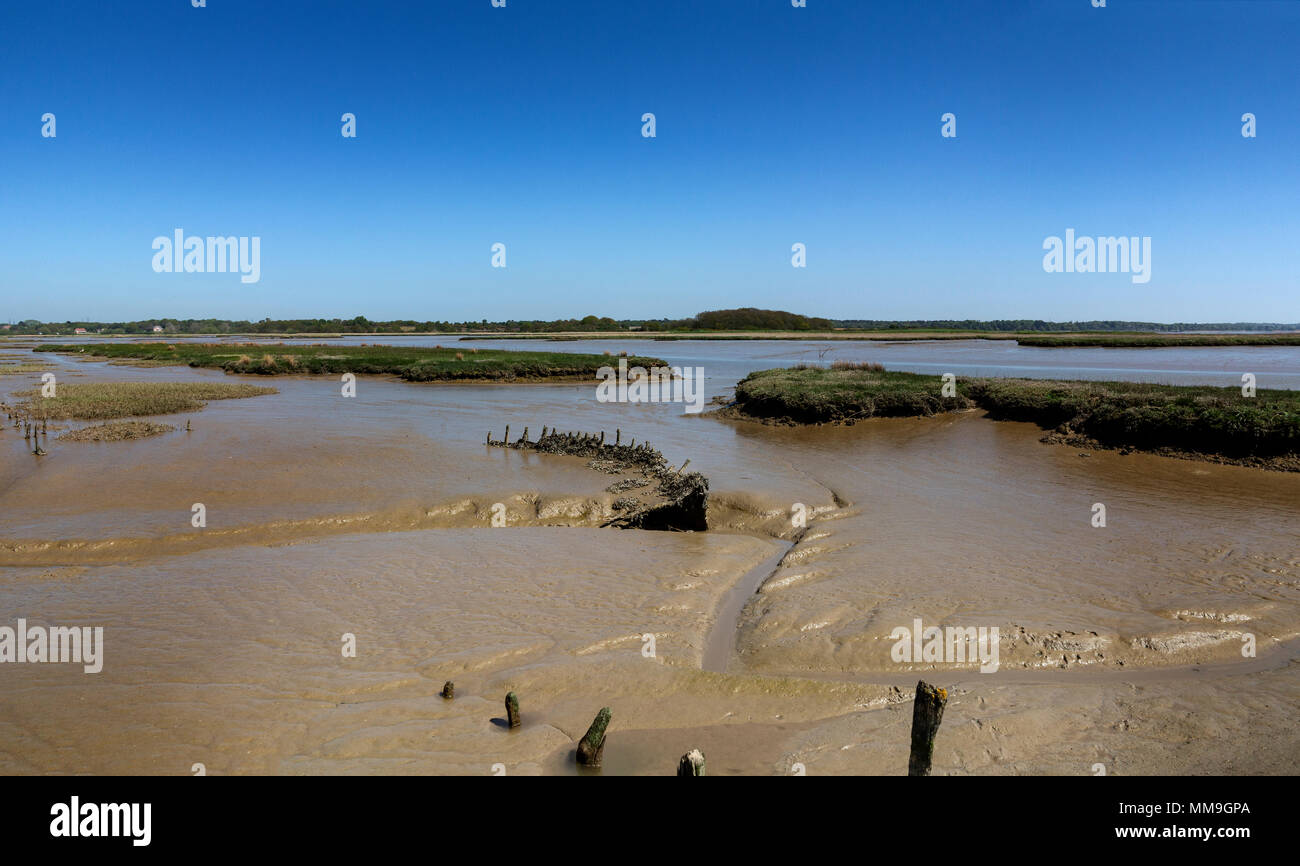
top-left (487, 427), bottom-right (709, 531)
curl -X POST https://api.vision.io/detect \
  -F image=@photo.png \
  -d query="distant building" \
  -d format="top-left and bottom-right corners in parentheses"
top-left (152, 325), bottom-right (164, 332)
top-left (74, 327), bottom-right (87, 334)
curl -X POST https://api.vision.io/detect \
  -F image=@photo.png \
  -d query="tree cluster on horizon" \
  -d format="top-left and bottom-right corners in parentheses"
top-left (2, 311), bottom-right (1296, 336)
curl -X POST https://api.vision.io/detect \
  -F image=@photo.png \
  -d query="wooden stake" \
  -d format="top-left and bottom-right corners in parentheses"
top-left (677, 749), bottom-right (705, 777)
top-left (907, 680), bottom-right (947, 776)
top-left (505, 692), bottom-right (521, 728)
top-left (576, 707), bottom-right (611, 767)
top-left (441, 681), bottom-right (454, 700)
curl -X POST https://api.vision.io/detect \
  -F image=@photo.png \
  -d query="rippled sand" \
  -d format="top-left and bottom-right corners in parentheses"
top-left (1, 349), bottom-right (1298, 774)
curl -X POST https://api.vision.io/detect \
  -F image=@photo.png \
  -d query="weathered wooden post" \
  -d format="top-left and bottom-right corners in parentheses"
top-left (504, 425), bottom-right (510, 444)
top-left (677, 749), bottom-right (705, 777)
top-left (505, 692), bottom-right (521, 728)
top-left (908, 680), bottom-right (947, 776)
top-left (576, 707), bottom-right (611, 767)
top-left (441, 681), bottom-right (454, 700)
top-left (521, 427), bottom-right (528, 444)
top-left (615, 429), bottom-right (621, 446)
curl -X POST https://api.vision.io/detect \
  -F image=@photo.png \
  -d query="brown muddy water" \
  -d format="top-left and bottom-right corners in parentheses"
top-left (1, 340), bottom-right (1298, 775)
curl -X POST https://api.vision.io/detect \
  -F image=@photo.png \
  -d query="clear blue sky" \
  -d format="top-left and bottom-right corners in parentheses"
top-left (1, 0), bottom-right (1297, 323)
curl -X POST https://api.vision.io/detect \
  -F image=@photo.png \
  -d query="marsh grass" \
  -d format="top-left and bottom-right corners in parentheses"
top-left (731, 367), bottom-right (1300, 459)
top-left (966, 378), bottom-right (1300, 457)
top-left (0, 362), bottom-right (53, 374)
top-left (830, 360), bottom-right (885, 371)
top-left (59, 421), bottom-right (176, 442)
top-left (734, 366), bottom-right (971, 422)
top-left (1015, 334), bottom-right (1300, 348)
top-left (106, 358), bottom-right (189, 367)
top-left (16, 382), bottom-right (278, 420)
top-left (37, 343), bottom-right (668, 382)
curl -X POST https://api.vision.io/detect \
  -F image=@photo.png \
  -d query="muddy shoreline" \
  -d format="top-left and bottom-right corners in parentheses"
top-left (720, 368), bottom-right (1300, 473)
top-left (716, 404), bottom-right (1300, 472)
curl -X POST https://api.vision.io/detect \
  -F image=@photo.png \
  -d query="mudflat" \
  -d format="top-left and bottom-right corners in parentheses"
top-left (1, 344), bottom-right (1297, 775)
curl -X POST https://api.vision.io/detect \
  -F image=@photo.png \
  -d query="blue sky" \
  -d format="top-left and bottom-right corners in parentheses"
top-left (1, 0), bottom-right (1297, 323)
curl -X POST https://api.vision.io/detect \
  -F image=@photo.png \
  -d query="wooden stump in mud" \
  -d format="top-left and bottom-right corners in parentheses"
top-left (677, 749), bottom-right (705, 777)
top-left (907, 680), bottom-right (947, 776)
top-left (576, 707), bottom-right (611, 767)
top-left (440, 681), bottom-right (454, 700)
top-left (505, 692), bottom-right (521, 728)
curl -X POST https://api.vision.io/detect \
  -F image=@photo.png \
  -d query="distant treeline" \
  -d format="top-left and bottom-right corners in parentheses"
top-left (1, 308), bottom-right (830, 335)
top-left (3, 311), bottom-right (1296, 336)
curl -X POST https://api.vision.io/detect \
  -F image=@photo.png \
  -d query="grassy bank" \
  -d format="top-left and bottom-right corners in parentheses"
top-left (461, 330), bottom-right (1300, 345)
top-left (725, 364), bottom-right (972, 423)
top-left (36, 343), bottom-right (668, 381)
top-left (965, 378), bottom-right (1300, 458)
top-left (11, 382), bottom-right (277, 420)
top-left (1014, 333), bottom-right (1300, 348)
top-left (726, 366), bottom-right (1300, 467)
